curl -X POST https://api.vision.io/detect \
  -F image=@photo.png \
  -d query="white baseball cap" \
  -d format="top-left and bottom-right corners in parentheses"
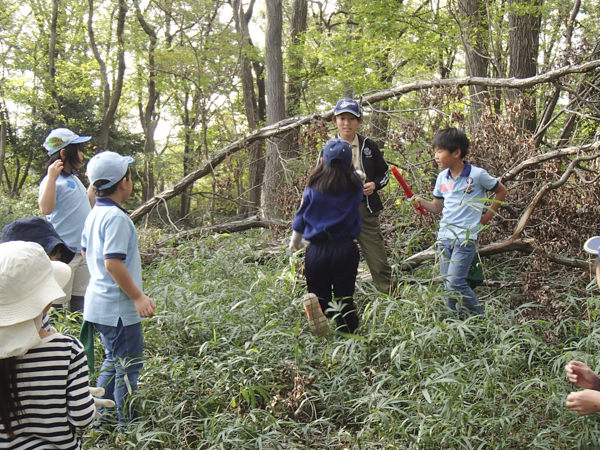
top-left (43, 128), bottom-right (91, 156)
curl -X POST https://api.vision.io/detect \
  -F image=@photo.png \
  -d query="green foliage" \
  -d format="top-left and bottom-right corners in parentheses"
top-left (0, 185), bottom-right (42, 231)
top-left (58, 229), bottom-right (600, 449)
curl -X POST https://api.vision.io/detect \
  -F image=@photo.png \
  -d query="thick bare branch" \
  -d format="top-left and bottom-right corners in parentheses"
top-left (130, 60), bottom-right (600, 222)
top-left (129, 114), bottom-right (320, 221)
top-left (501, 142), bottom-right (600, 182)
top-left (154, 215), bottom-right (284, 247)
top-left (402, 237), bottom-right (587, 270)
top-left (510, 151), bottom-right (600, 239)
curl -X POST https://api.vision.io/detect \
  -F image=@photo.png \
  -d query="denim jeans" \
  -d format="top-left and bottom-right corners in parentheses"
top-left (437, 239), bottom-right (484, 316)
top-left (94, 319), bottom-right (143, 423)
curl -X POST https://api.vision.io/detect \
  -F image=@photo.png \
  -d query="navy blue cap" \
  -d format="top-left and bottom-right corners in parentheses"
top-left (334, 98), bottom-right (362, 118)
top-left (1, 216), bottom-right (76, 263)
top-left (323, 138), bottom-right (352, 168)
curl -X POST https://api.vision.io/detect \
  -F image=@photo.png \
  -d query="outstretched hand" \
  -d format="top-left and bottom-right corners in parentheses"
top-left (566, 390), bottom-right (600, 415)
top-left (565, 360), bottom-right (600, 390)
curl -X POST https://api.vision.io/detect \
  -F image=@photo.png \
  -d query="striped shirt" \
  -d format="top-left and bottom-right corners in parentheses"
top-left (0, 333), bottom-right (96, 449)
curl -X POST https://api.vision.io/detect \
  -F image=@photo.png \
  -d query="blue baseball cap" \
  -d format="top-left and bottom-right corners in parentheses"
top-left (322, 138), bottom-right (352, 168)
top-left (333, 98), bottom-right (362, 118)
top-left (87, 151), bottom-right (134, 190)
top-left (584, 236), bottom-right (600, 255)
top-left (43, 128), bottom-right (91, 156)
top-left (1, 216), bottom-right (76, 264)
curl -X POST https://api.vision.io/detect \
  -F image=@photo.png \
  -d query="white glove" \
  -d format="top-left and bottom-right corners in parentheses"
top-left (288, 230), bottom-right (308, 252)
top-left (90, 387), bottom-right (116, 419)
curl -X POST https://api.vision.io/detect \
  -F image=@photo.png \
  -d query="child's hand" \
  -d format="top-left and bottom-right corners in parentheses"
top-left (133, 294), bottom-right (156, 318)
top-left (566, 389), bottom-right (600, 415)
top-left (288, 231), bottom-right (307, 252)
top-left (47, 159), bottom-right (64, 181)
top-left (565, 360), bottom-right (600, 390)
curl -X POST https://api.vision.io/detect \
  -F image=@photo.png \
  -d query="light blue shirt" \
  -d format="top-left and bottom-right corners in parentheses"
top-left (433, 164), bottom-right (499, 240)
top-left (39, 172), bottom-right (91, 252)
top-left (82, 198), bottom-right (143, 327)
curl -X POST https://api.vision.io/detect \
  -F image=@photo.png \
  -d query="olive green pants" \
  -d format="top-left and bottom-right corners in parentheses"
top-left (357, 201), bottom-right (392, 294)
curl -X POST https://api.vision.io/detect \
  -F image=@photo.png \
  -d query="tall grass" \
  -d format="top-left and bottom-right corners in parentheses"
top-left (74, 230), bottom-right (600, 449)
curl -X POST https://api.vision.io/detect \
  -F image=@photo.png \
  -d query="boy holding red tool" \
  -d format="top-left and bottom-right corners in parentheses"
top-left (414, 128), bottom-right (507, 317)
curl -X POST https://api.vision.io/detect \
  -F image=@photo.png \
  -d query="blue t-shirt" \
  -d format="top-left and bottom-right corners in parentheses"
top-left (433, 163), bottom-right (500, 240)
top-left (81, 198), bottom-right (143, 327)
top-left (292, 186), bottom-right (363, 242)
top-left (39, 172), bottom-right (91, 252)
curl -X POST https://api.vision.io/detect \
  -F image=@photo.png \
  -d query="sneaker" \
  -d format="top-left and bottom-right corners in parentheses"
top-left (302, 293), bottom-right (329, 336)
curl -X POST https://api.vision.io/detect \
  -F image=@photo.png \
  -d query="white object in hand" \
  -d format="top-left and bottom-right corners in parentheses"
top-left (288, 230), bottom-right (308, 251)
top-left (90, 387), bottom-right (116, 419)
top-left (355, 170), bottom-right (366, 185)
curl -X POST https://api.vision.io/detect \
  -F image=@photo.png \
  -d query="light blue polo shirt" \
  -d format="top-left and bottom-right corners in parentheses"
top-left (82, 198), bottom-right (143, 327)
top-left (39, 172), bottom-right (91, 252)
top-left (433, 163), bottom-right (500, 240)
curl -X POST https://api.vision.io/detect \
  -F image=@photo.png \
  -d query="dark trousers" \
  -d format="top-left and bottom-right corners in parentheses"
top-left (305, 239), bottom-right (360, 333)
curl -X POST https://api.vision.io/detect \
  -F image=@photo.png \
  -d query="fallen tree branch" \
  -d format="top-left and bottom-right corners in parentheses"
top-left (501, 142), bottom-right (600, 182)
top-left (402, 238), bottom-right (536, 269)
top-left (154, 215), bottom-right (284, 247)
top-left (400, 237), bottom-right (590, 271)
top-left (362, 59), bottom-right (600, 104)
top-left (510, 151), bottom-right (600, 239)
top-left (130, 60), bottom-right (600, 223)
top-left (130, 114), bottom-right (321, 222)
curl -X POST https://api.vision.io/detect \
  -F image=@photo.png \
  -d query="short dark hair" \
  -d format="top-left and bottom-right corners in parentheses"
top-left (432, 127), bottom-right (469, 159)
top-left (45, 143), bottom-right (83, 173)
top-left (93, 168), bottom-right (131, 197)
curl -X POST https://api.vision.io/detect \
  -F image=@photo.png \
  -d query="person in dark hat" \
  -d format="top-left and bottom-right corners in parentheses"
top-left (290, 138), bottom-right (364, 336)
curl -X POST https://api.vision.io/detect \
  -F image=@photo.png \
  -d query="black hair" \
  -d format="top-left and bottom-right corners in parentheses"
top-left (45, 143), bottom-right (83, 174)
top-left (93, 168), bottom-right (131, 197)
top-left (307, 162), bottom-right (362, 196)
top-left (0, 357), bottom-right (22, 437)
top-left (432, 127), bottom-right (470, 159)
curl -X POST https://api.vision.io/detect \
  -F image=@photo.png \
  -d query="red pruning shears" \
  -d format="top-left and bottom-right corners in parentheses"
top-left (391, 166), bottom-right (427, 216)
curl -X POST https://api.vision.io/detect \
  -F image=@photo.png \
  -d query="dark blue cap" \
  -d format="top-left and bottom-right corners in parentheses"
top-left (334, 98), bottom-right (362, 118)
top-left (323, 138), bottom-right (352, 168)
top-left (1, 216), bottom-right (76, 263)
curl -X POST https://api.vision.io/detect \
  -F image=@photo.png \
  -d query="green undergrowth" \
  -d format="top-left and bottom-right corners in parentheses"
top-left (61, 230), bottom-right (600, 449)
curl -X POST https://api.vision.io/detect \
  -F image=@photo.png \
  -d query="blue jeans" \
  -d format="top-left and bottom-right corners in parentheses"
top-left (437, 239), bottom-right (484, 316)
top-left (94, 320), bottom-right (144, 423)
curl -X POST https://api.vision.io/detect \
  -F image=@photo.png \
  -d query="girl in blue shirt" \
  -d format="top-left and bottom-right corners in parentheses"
top-left (39, 128), bottom-right (94, 312)
top-left (290, 138), bottom-right (364, 336)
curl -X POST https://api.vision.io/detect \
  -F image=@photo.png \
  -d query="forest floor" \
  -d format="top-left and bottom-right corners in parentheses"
top-left (48, 226), bottom-right (600, 449)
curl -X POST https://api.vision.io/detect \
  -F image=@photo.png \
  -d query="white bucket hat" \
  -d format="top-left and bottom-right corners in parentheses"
top-left (0, 241), bottom-right (71, 358)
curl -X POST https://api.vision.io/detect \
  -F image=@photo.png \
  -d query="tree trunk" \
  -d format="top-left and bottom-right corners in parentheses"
top-left (0, 110), bottom-right (6, 188)
top-left (231, 0), bottom-right (265, 216)
top-left (135, 1), bottom-right (160, 202)
top-left (284, 0), bottom-right (307, 157)
top-left (507, 0), bottom-right (541, 133)
top-left (88, 0), bottom-right (128, 150)
top-left (48, 0), bottom-right (59, 103)
top-left (261, 0), bottom-right (288, 219)
top-left (458, 0), bottom-right (490, 125)
top-left (180, 93), bottom-right (194, 220)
